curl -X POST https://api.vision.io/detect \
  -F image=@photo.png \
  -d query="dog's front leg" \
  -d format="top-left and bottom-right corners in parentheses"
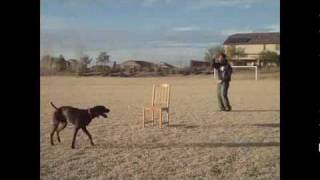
top-left (81, 126), bottom-right (94, 146)
top-left (71, 127), bottom-right (80, 149)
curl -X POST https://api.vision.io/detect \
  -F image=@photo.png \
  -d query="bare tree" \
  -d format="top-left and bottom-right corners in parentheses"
top-left (204, 46), bottom-right (225, 63)
top-left (53, 54), bottom-right (67, 72)
top-left (80, 55), bottom-right (92, 66)
top-left (40, 54), bottom-right (54, 74)
top-left (96, 52), bottom-right (110, 66)
top-left (78, 55), bottom-right (92, 73)
top-left (226, 45), bottom-right (246, 60)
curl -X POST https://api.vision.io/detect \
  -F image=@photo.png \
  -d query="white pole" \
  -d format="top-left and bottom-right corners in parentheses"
top-left (255, 66), bottom-right (258, 80)
top-left (213, 69), bottom-right (216, 79)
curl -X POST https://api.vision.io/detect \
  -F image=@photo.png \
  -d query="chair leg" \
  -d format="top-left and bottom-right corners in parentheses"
top-left (159, 109), bottom-right (162, 128)
top-left (142, 108), bottom-right (145, 128)
top-left (167, 110), bottom-right (169, 126)
top-left (152, 110), bottom-right (154, 126)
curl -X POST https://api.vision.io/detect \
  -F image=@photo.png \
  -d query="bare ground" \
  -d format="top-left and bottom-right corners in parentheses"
top-left (40, 75), bottom-right (279, 180)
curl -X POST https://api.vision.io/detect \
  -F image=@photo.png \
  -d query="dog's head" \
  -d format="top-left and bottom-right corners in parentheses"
top-left (90, 105), bottom-right (110, 118)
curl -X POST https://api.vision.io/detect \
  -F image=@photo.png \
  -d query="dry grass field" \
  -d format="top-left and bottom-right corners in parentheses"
top-left (40, 74), bottom-right (279, 180)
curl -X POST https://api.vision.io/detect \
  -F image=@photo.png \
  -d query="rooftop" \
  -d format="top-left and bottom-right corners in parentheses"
top-left (224, 32), bottom-right (280, 45)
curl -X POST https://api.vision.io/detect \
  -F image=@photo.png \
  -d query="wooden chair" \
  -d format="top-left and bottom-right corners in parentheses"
top-left (142, 84), bottom-right (171, 128)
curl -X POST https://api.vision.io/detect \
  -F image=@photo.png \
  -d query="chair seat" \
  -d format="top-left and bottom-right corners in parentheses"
top-left (144, 105), bottom-right (169, 111)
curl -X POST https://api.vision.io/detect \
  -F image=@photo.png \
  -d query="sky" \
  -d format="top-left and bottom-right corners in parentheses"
top-left (40, 0), bottom-right (279, 66)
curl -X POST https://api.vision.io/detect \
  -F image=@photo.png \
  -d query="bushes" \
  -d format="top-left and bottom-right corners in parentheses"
top-left (40, 54), bottom-right (68, 72)
top-left (259, 51), bottom-right (280, 67)
top-left (90, 65), bottom-right (111, 73)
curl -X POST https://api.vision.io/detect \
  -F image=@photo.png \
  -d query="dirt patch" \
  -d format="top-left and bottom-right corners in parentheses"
top-left (41, 76), bottom-right (279, 179)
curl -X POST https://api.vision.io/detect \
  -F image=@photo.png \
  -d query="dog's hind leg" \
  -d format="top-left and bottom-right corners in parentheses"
top-left (56, 122), bottom-right (67, 143)
top-left (50, 122), bottom-right (59, 145)
top-left (71, 127), bottom-right (80, 149)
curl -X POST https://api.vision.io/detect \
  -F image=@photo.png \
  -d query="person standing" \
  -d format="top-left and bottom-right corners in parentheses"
top-left (212, 53), bottom-right (233, 111)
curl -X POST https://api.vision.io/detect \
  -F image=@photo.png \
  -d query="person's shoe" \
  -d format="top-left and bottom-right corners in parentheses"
top-left (225, 106), bottom-right (232, 111)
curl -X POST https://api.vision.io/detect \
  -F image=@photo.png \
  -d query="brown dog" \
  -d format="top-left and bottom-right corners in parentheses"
top-left (50, 102), bottom-right (110, 149)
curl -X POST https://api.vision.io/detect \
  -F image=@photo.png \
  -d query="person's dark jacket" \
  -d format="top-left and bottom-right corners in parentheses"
top-left (212, 58), bottom-right (233, 82)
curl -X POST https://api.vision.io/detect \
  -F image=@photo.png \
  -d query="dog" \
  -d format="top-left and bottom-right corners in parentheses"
top-left (49, 102), bottom-right (110, 149)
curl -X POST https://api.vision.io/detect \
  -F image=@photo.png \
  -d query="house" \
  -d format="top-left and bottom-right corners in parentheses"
top-left (120, 60), bottom-right (156, 71)
top-left (66, 59), bottom-right (92, 72)
top-left (158, 62), bottom-right (176, 70)
top-left (190, 60), bottom-right (210, 70)
top-left (223, 32), bottom-right (280, 64)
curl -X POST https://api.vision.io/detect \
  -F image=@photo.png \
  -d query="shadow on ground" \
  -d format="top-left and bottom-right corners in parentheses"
top-left (96, 142), bottom-right (279, 149)
top-left (168, 123), bottom-right (279, 129)
top-left (224, 109), bottom-right (280, 112)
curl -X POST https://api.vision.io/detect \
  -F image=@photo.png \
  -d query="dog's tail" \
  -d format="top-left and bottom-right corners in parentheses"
top-left (50, 102), bottom-right (58, 110)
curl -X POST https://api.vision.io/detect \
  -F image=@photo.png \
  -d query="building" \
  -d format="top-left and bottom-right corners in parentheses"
top-left (190, 60), bottom-right (210, 70)
top-left (120, 60), bottom-right (156, 71)
top-left (158, 62), bottom-right (176, 70)
top-left (223, 32), bottom-right (280, 65)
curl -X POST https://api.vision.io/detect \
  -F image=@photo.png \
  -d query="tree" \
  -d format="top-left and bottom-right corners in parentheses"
top-left (111, 61), bottom-right (120, 73)
top-left (53, 54), bottom-right (67, 72)
top-left (66, 59), bottom-right (80, 73)
top-left (204, 46), bottom-right (225, 63)
top-left (112, 61), bottom-right (117, 69)
top-left (226, 46), bottom-right (236, 59)
top-left (78, 55), bottom-right (92, 73)
top-left (40, 54), bottom-right (68, 73)
top-left (40, 54), bottom-right (53, 70)
top-left (96, 52), bottom-right (110, 66)
top-left (259, 51), bottom-right (279, 67)
top-left (80, 55), bottom-right (92, 66)
top-left (226, 46), bottom-right (246, 60)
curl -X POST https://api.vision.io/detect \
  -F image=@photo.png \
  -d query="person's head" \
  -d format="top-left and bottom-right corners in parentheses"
top-left (217, 52), bottom-right (227, 63)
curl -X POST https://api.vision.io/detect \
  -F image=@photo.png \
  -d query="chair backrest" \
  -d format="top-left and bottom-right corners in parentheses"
top-left (152, 84), bottom-right (170, 107)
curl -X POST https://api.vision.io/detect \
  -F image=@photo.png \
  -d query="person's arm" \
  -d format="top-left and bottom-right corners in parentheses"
top-left (211, 59), bottom-right (220, 69)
